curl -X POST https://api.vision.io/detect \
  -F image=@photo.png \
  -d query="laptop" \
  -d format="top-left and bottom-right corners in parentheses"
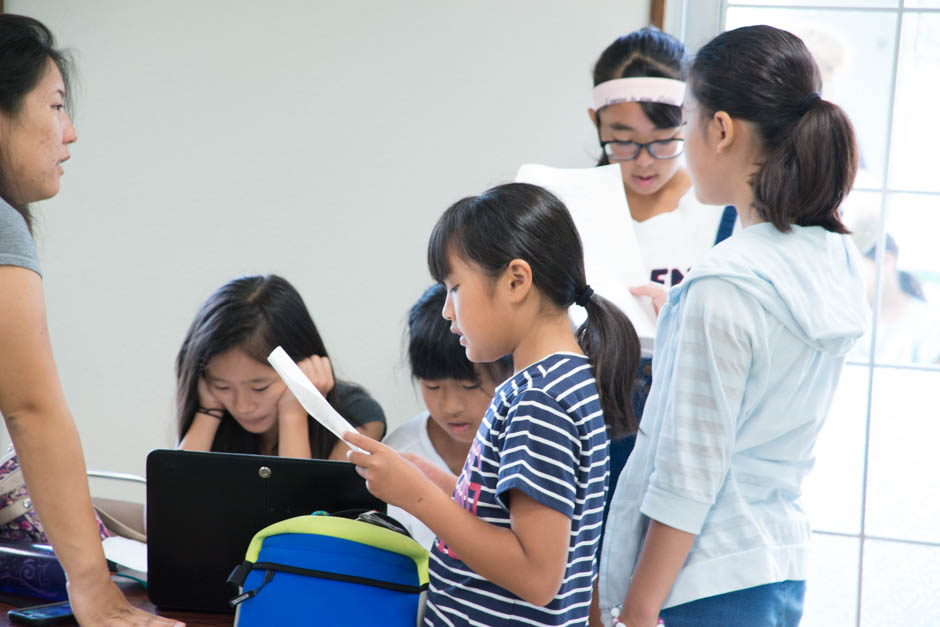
top-left (145, 449), bottom-right (384, 612)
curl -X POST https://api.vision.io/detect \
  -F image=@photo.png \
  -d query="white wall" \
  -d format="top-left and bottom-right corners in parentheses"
top-left (7, 0), bottom-right (648, 498)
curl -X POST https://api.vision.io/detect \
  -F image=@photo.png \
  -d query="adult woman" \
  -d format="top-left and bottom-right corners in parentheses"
top-left (0, 14), bottom-right (182, 626)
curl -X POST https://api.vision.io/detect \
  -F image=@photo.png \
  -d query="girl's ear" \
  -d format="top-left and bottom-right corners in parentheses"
top-left (503, 259), bottom-right (533, 303)
top-left (588, 108), bottom-right (599, 129)
top-left (712, 111), bottom-right (736, 154)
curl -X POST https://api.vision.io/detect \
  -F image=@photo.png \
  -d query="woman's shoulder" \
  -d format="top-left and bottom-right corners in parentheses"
top-left (0, 199), bottom-right (41, 276)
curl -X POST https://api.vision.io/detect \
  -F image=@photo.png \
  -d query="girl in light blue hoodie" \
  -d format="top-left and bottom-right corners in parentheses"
top-left (597, 25), bottom-right (870, 627)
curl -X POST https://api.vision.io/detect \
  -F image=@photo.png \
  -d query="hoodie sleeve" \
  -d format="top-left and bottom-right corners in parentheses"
top-left (640, 277), bottom-right (762, 534)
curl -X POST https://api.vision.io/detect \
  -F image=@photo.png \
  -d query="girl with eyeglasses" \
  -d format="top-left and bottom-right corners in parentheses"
top-left (589, 27), bottom-right (737, 302)
top-left (587, 27), bottom-right (738, 567)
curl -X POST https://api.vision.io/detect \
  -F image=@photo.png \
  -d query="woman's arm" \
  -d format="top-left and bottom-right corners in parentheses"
top-left (0, 267), bottom-right (182, 626)
top-left (345, 432), bottom-right (570, 606)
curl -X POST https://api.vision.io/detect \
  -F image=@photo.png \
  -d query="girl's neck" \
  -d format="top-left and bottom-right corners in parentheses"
top-left (425, 418), bottom-right (472, 475)
top-left (625, 168), bottom-right (691, 222)
top-left (511, 308), bottom-right (583, 374)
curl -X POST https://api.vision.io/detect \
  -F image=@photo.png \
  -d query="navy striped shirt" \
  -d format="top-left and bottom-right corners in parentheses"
top-left (426, 353), bottom-right (609, 626)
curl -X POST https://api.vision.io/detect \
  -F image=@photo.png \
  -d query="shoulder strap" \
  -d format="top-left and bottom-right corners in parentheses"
top-left (714, 205), bottom-right (737, 245)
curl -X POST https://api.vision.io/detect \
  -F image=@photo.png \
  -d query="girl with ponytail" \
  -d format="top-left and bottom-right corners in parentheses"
top-left (597, 25), bottom-right (869, 626)
top-left (345, 182), bottom-right (640, 625)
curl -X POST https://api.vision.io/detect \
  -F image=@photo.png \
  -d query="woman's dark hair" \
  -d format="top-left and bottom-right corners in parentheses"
top-left (427, 183), bottom-right (640, 437)
top-left (408, 283), bottom-right (513, 386)
top-left (592, 26), bottom-right (687, 165)
top-left (176, 274), bottom-right (366, 458)
top-left (0, 14), bottom-right (75, 232)
top-left (690, 25), bottom-right (857, 234)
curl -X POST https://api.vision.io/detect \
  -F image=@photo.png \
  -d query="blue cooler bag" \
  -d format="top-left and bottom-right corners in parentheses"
top-left (228, 511), bottom-right (428, 626)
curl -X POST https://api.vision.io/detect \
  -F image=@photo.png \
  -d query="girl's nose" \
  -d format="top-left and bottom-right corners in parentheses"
top-left (232, 390), bottom-right (255, 414)
top-left (442, 389), bottom-right (465, 417)
top-left (63, 114), bottom-right (78, 144)
top-left (634, 148), bottom-right (655, 168)
top-left (441, 293), bottom-right (455, 321)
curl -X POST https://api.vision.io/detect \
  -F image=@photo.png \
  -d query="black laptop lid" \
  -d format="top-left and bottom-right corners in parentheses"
top-left (145, 449), bottom-right (384, 612)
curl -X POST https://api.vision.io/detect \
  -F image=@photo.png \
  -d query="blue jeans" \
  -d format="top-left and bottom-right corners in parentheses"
top-left (658, 580), bottom-right (806, 627)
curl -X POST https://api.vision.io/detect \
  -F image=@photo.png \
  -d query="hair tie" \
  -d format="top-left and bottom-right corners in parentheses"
top-left (575, 285), bottom-right (594, 307)
top-left (798, 92), bottom-right (821, 116)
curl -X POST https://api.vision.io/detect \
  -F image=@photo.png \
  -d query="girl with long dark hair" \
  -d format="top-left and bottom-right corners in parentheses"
top-left (597, 25), bottom-right (869, 627)
top-left (177, 275), bottom-right (385, 458)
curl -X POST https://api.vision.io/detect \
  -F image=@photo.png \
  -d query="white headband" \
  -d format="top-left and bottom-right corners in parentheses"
top-left (592, 77), bottom-right (686, 109)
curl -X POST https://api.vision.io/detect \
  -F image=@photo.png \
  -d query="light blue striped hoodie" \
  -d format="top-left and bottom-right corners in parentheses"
top-left (598, 222), bottom-right (870, 616)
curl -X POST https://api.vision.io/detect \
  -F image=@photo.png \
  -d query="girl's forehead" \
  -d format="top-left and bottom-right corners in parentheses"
top-left (446, 252), bottom-right (481, 277)
top-left (206, 347), bottom-right (275, 378)
top-left (598, 101), bottom-right (653, 129)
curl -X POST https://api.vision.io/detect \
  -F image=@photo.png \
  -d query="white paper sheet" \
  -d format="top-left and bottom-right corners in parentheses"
top-left (514, 163), bottom-right (657, 352)
top-left (102, 536), bottom-right (148, 574)
top-left (267, 346), bottom-right (366, 453)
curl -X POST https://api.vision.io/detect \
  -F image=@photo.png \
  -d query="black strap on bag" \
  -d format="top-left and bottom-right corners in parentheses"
top-left (227, 509), bottom-right (424, 608)
top-left (228, 565), bottom-right (274, 606)
top-left (227, 560), bottom-right (427, 607)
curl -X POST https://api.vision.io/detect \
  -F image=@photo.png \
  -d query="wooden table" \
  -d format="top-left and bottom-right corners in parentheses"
top-left (0, 580), bottom-right (233, 626)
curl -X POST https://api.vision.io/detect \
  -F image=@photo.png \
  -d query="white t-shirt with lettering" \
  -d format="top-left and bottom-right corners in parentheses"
top-left (632, 189), bottom-right (731, 288)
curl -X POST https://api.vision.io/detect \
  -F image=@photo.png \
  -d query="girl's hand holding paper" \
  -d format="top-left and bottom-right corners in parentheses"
top-left (344, 431), bottom-right (435, 511)
top-left (266, 346), bottom-right (365, 453)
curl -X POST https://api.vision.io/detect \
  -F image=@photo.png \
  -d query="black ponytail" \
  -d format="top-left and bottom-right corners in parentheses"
top-left (690, 25), bottom-right (857, 233)
top-left (428, 183), bottom-right (640, 437)
top-left (576, 294), bottom-right (640, 436)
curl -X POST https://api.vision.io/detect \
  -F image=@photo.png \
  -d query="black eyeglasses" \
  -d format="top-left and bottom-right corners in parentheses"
top-left (601, 137), bottom-right (685, 161)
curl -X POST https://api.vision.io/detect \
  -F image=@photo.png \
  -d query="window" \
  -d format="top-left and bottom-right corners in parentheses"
top-left (677, 2), bottom-right (940, 625)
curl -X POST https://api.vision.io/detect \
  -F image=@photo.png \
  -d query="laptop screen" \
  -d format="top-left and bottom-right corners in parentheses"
top-left (146, 449), bottom-right (384, 612)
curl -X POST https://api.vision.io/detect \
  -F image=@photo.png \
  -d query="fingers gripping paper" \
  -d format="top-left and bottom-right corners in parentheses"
top-left (267, 346), bottom-right (366, 453)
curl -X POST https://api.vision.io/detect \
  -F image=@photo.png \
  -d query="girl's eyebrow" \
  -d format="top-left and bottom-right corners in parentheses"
top-left (205, 373), bottom-right (272, 384)
top-left (609, 122), bottom-right (636, 131)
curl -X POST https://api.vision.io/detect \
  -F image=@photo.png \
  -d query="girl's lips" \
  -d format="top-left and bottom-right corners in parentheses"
top-left (458, 335), bottom-right (467, 346)
top-left (448, 422), bottom-right (472, 434)
top-left (632, 174), bottom-right (657, 188)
